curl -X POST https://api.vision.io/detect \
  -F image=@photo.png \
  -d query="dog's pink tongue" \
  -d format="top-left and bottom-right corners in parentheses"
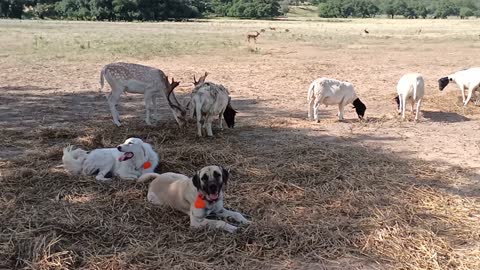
top-left (208, 193), bottom-right (219, 201)
top-left (118, 152), bottom-right (132, 161)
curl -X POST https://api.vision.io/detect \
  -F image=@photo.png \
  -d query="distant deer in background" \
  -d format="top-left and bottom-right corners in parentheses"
top-left (260, 29), bottom-right (266, 33)
top-left (247, 31), bottom-right (260, 43)
top-left (269, 27), bottom-right (276, 31)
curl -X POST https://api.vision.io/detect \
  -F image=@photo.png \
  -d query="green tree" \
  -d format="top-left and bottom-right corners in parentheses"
top-left (459, 6), bottom-right (473, 18)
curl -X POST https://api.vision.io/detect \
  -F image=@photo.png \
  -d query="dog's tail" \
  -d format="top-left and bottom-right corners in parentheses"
top-left (99, 66), bottom-right (106, 92)
top-left (62, 145), bottom-right (88, 175)
top-left (137, 173), bottom-right (161, 183)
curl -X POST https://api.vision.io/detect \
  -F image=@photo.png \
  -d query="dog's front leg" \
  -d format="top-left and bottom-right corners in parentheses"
top-left (216, 209), bottom-right (251, 225)
top-left (190, 215), bottom-right (238, 233)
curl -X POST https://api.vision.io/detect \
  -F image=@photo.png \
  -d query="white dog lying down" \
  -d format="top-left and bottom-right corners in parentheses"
top-left (62, 138), bottom-right (159, 182)
top-left (138, 165), bottom-right (250, 233)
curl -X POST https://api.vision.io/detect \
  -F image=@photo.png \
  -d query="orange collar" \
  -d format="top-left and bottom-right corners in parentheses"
top-left (194, 194), bottom-right (206, 209)
top-left (143, 161), bottom-right (151, 170)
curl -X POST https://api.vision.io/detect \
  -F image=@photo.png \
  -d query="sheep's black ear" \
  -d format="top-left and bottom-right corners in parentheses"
top-left (192, 172), bottom-right (201, 190)
top-left (221, 166), bottom-right (229, 185)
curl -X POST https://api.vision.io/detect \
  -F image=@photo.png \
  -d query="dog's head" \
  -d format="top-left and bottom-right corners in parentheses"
top-left (117, 138), bottom-right (146, 165)
top-left (438, 76), bottom-right (451, 91)
top-left (223, 101), bottom-right (237, 128)
top-left (192, 165), bottom-right (229, 202)
top-left (352, 98), bottom-right (366, 119)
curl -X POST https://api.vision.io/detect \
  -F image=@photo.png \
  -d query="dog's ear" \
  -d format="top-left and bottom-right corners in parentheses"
top-left (221, 166), bottom-right (229, 185)
top-left (192, 172), bottom-right (201, 190)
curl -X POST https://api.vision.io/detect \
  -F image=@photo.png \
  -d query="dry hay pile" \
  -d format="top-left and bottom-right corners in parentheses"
top-left (1, 120), bottom-right (479, 270)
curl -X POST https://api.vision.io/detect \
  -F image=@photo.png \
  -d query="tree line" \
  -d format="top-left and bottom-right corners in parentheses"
top-left (0, 0), bottom-right (281, 20)
top-left (313, 0), bottom-right (480, 19)
top-left (0, 0), bottom-right (478, 20)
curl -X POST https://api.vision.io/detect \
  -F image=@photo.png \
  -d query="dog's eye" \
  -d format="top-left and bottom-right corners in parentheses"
top-left (128, 142), bottom-right (133, 144)
top-left (213, 171), bottom-right (221, 178)
top-left (201, 175), bottom-right (208, 182)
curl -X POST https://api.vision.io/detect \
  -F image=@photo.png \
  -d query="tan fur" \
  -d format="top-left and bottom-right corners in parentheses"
top-left (138, 166), bottom-right (250, 233)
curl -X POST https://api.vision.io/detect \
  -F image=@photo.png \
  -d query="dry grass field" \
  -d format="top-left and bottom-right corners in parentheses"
top-left (1, 18), bottom-right (480, 269)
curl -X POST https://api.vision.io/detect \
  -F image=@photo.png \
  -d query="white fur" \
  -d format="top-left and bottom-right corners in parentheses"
top-left (62, 137), bottom-right (159, 182)
top-left (189, 82), bottom-right (230, 137)
top-left (99, 62), bottom-right (185, 127)
top-left (397, 73), bottom-right (425, 121)
top-left (446, 67), bottom-right (480, 106)
top-left (307, 78), bottom-right (358, 121)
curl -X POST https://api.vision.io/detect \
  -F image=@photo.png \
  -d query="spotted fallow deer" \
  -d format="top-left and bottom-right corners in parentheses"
top-left (99, 62), bottom-right (187, 127)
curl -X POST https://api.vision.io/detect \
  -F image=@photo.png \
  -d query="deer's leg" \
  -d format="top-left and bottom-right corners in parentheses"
top-left (151, 94), bottom-right (160, 120)
top-left (107, 88), bottom-right (123, 127)
top-left (144, 93), bottom-right (153, 125)
top-left (218, 110), bottom-right (224, 130)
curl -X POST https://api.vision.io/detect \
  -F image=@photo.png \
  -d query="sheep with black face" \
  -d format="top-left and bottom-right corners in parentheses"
top-left (438, 67), bottom-right (480, 106)
top-left (307, 77), bottom-right (366, 122)
top-left (188, 73), bottom-right (237, 136)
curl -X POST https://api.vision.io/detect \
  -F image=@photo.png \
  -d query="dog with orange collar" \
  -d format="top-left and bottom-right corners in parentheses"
top-left (137, 165), bottom-right (250, 233)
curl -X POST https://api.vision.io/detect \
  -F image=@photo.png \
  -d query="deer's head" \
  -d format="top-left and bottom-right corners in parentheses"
top-left (165, 76), bottom-right (187, 127)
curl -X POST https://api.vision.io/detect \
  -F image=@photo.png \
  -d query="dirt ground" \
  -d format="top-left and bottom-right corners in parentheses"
top-left (1, 19), bottom-right (480, 269)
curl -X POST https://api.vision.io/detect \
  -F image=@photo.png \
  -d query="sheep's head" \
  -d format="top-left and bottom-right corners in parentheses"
top-left (438, 77), bottom-right (450, 91)
top-left (352, 98), bottom-right (366, 119)
top-left (165, 76), bottom-right (187, 127)
top-left (223, 100), bottom-right (237, 128)
top-left (394, 95), bottom-right (400, 110)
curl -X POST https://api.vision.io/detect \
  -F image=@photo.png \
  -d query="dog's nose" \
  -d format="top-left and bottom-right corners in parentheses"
top-left (117, 146), bottom-right (122, 151)
top-left (208, 184), bottom-right (217, 193)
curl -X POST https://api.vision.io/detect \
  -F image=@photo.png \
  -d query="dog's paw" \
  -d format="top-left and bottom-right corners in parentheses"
top-left (224, 224), bottom-right (238, 233)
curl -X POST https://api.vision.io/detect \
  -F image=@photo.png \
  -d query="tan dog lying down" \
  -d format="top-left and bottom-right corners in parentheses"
top-left (137, 165), bottom-right (250, 233)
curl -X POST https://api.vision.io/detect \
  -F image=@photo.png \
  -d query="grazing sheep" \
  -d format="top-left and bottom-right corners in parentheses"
top-left (438, 67), bottom-right (480, 106)
top-left (307, 78), bottom-right (366, 122)
top-left (99, 62), bottom-right (186, 127)
top-left (189, 73), bottom-right (237, 137)
top-left (394, 73), bottom-right (425, 121)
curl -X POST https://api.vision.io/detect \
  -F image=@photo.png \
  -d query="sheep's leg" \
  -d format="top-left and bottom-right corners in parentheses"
top-left (196, 104), bottom-right (203, 137)
top-left (338, 103), bottom-right (344, 120)
top-left (218, 112), bottom-right (224, 130)
top-left (205, 115), bottom-right (214, 137)
top-left (313, 96), bottom-right (323, 122)
top-left (415, 99), bottom-right (422, 121)
top-left (107, 88), bottom-right (123, 127)
top-left (401, 95), bottom-right (407, 120)
top-left (307, 96), bottom-right (315, 120)
top-left (464, 86), bottom-right (475, 106)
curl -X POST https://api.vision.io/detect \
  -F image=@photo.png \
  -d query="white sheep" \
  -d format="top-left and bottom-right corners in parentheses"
top-left (307, 78), bottom-right (366, 122)
top-left (438, 67), bottom-right (480, 106)
top-left (189, 73), bottom-right (236, 137)
top-left (394, 73), bottom-right (425, 121)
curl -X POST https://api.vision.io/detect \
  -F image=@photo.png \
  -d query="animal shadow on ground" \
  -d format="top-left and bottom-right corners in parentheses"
top-left (0, 91), bottom-right (479, 269)
top-left (423, 110), bottom-right (470, 123)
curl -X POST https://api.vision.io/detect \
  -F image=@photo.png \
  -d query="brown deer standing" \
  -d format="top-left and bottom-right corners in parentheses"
top-left (247, 31), bottom-right (260, 43)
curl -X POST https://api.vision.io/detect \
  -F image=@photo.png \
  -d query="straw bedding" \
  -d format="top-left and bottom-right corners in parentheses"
top-left (1, 120), bottom-right (479, 270)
